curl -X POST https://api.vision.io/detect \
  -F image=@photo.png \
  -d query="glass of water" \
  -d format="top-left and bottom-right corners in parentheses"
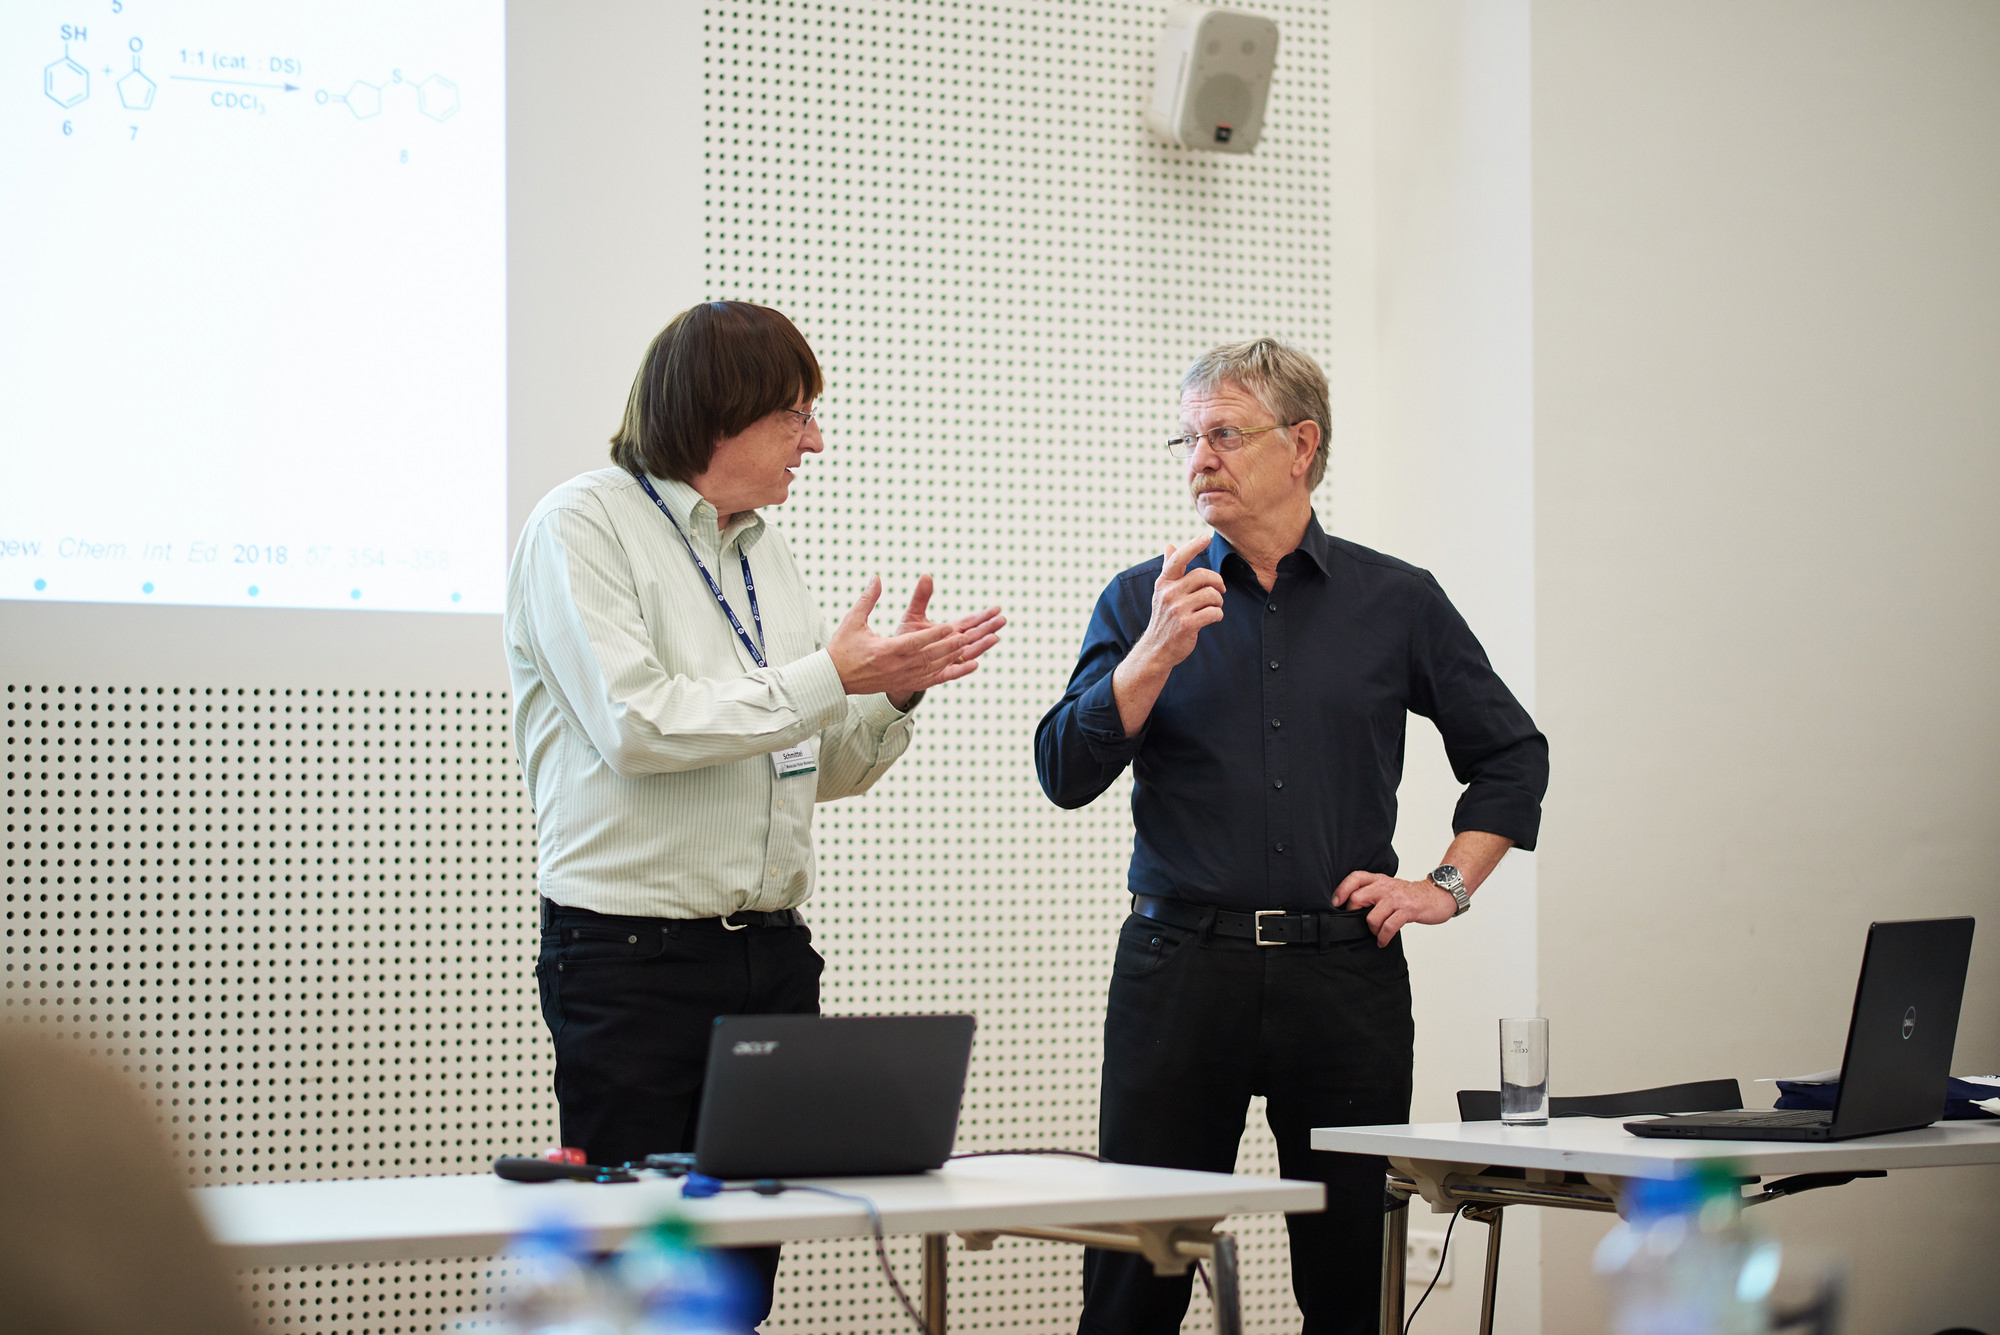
top-left (1499, 1017), bottom-right (1550, 1125)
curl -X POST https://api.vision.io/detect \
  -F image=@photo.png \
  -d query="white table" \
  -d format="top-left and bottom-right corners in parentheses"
top-left (197, 1154), bottom-right (1325, 1334)
top-left (1309, 1119), bottom-right (2000, 1335)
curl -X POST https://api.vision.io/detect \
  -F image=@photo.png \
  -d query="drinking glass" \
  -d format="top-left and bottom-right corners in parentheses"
top-left (1500, 1017), bottom-right (1550, 1125)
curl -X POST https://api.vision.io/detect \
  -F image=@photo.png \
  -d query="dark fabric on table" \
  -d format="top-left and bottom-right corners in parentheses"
top-left (536, 899), bottom-right (823, 1328)
top-left (1077, 915), bottom-right (1415, 1335)
top-left (1035, 514), bottom-right (1547, 912)
top-left (1775, 1076), bottom-right (2000, 1120)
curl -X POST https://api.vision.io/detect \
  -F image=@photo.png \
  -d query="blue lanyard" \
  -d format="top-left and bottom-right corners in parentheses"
top-left (635, 475), bottom-right (767, 669)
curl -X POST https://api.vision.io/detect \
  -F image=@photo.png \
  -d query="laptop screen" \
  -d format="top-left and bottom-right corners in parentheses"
top-left (1829, 917), bottom-right (1974, 1135)
top-left (693, 1013), bottom-right (977, 1179)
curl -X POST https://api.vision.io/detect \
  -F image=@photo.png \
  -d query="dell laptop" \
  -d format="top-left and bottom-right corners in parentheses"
top-left (691, 1012), bottom-right (977, 1178)
top-left (1626, 917), bottom-right (1974, 1141)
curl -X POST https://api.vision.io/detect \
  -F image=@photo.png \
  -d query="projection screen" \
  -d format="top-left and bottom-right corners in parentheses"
top-left (1, 0), bottom-right (506, 615)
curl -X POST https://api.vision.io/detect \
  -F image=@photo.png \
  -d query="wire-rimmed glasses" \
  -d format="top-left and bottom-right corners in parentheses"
top-left (1165, 423), bottom-right (1293, 461)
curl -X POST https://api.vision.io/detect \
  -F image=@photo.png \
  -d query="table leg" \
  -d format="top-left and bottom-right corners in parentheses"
top-left (1380, 1184), bottom-right (1409, 1335)
top-left (1464, 1205), bottom-right (1504, 1335)
top-left (922, 1232), bottom-right (948, 1335)
top-left (1209, 1232), bottom-right (1241, 1335)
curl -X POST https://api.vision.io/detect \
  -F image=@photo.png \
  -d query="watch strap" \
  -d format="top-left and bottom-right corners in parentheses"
top-left (1430, 865), bottom-right (1470, 917)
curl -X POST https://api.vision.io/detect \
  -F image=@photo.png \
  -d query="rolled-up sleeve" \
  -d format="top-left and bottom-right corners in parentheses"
top-left (1408, 573), bottom-right (1550, 849)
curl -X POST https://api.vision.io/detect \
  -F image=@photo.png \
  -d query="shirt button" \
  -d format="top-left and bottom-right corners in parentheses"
top-left (1274, 842), bottom-right (1286, 853)
top-left (775, 799), bottom-right (786, 810)
top-left (1271, 718), bottom-right (1281, 728)
top-left (1273, 779), bottom-right (1284, 789)
top-left (1269, 660), bottom-right (1281, 670)
top-left (1267, 602), bottom-right (1278, 612)
top-left (627, 935), bottom-right (638, 944)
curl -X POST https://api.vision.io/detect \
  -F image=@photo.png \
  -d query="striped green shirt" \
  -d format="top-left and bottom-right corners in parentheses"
top-left (505, 468), bottom-right (915, 918)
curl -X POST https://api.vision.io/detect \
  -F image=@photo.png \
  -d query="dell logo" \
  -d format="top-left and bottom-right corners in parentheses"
top-left (1902, 1006), bottom-right (1917, 1040)
top-left (732, 1040), bottom-right (779, 1056)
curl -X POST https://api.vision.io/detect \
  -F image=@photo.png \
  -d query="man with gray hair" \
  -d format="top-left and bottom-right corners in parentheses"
top-left (1036, 339), bottom-right (1547, 1333)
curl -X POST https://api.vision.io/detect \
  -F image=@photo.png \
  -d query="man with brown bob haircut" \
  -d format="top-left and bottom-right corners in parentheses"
top-left (506, 302), bottom-right (1005, 1325)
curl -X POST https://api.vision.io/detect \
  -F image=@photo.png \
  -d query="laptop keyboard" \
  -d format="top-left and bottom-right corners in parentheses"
top-left (1687, 1109), bottom-right (1831, 1126)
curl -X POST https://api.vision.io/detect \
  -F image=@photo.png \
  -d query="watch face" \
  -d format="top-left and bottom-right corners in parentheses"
top-left (1431, 866), bottom-right (1463, 892)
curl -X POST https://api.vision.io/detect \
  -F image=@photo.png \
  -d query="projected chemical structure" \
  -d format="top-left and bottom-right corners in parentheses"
top-left (416, 74), bottom-right (459, 121)
top-left (118, 40), bottom-right (156, 112)
top-left (316, 71), bottom-right (459, 122)
top-left (330, 79), bottom-right (383, 119)
top-left (44, 44), bottom-right (89, 109)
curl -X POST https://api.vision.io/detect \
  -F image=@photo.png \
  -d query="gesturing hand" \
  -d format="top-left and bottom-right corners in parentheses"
top-left (1107, 535), bottom-right (1225, 737)
top-left (827, 574), bottom-right (1006, 707)
top-left (1135, 535), bottom-right (1226, 672)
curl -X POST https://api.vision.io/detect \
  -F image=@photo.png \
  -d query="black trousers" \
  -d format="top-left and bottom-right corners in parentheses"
top-left (1078, 912), bottom-right (1414, 1335)
top-left (536, 898), bottom-right (822, 1328)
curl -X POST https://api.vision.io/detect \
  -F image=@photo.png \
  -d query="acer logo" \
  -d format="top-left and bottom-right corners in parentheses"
top-left (732, 1040), bottom-right (779, 1056)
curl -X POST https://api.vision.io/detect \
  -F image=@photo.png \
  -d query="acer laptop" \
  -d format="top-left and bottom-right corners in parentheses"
top-left (691, 1013), bottom-right (977, 1178)
top-left (1626, 917), bottom-right (1974, 1141)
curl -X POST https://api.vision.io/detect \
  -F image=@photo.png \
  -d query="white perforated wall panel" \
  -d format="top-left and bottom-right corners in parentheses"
top-left (4, 1), bottom-right (1352, 1331)
top-left (2, 683), bottom-right (550, 1331)
top-left (712, 1), bottom-right (1340, 1330)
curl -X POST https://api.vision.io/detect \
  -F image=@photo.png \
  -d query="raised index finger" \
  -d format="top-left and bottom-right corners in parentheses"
top-left (1161, 534), bottom-right (1211, 581)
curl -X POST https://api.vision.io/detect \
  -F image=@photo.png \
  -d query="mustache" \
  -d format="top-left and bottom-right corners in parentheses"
top-left (1189, 476), bottom-right (1234, 496)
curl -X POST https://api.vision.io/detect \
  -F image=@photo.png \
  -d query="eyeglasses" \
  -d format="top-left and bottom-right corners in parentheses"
top-left (1166, 423), bottom-right (1292, 461)
top-left (783, 406), bottom-right (819, 430)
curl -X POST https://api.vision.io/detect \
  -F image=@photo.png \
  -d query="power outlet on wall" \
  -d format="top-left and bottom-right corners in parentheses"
top-left (1406, 1230), bottom-right (1453, 1287)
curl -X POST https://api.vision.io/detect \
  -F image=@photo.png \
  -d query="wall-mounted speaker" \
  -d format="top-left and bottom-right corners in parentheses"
top-left (1143, 2), bottom-right (1281, 153)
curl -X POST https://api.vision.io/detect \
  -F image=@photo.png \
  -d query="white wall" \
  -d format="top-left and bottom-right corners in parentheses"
top-left (1533, 2), bottom-right (2000, 1330)
top-left (506, 1), bottom-right (701, 551)
top-left (1361, 2), bottom-right (1542, 1330)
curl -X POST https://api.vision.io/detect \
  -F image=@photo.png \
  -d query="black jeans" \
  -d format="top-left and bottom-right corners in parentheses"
top-left (536, 899), bottom-right (823, 1328)
top-left (1078, 912), bottom-right (1414, 1335)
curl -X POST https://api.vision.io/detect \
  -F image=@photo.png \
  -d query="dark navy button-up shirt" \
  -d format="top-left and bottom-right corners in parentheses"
top-left (1034, 514), bottom-right (1548, 912)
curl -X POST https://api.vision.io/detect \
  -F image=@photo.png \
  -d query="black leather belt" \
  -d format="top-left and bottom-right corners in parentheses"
top-left (540, 897), bottom-right (804, 931)
top-left (719, 908), bottom-right (805, 929)
top-left (1132, 894), bottom-right (1371, 946)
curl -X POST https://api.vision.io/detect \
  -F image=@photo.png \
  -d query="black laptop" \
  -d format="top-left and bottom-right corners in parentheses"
top-left (1626, 917), bottom-right (1974, 1142)
top-left (691, 1013), bottom-right (977, 1178)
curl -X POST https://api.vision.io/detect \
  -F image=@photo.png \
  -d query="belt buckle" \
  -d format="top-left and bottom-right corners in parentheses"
top-left (1253, 909), bottom-right (1285, 946)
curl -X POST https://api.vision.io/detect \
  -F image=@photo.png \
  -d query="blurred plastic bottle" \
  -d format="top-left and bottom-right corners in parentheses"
top-left (1593, 1161), bottom-right (1782, 1335)
top-left (499, 1218), bottom-right (623, 1335)
top-left (617, 1214), bottom-right (752, 1335)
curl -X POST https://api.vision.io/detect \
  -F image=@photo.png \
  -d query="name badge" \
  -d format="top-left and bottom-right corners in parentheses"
top-left (771, 740), bottom-right (817, 778)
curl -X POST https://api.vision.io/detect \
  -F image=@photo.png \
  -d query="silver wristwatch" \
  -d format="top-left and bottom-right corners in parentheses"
top-left (1429, 865), bottom-right (1470, 917)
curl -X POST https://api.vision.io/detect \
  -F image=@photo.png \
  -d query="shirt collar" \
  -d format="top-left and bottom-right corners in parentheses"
top-left (645, 474), bottom-right (766, 556)
top-left (1202, 509), bottom-right (1333, 580)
